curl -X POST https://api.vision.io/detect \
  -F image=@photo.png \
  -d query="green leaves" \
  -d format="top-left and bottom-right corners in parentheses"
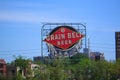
top-left (7, 55), bottom-right (120, 80)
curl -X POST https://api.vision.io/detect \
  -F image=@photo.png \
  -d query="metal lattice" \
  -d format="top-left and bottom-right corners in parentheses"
top-left (41, 23), bottom-right (87, 59)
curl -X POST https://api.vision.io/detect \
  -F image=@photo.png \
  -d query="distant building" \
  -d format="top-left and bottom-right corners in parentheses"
top-left (6, 64), bottom-right (17, 78)
top-left (33, 56), bottom-right (50, 63)
top-left (83, 48), bottom-right (90, 58)
top-left (83, 48), bottom-right (89, 54)
top-left (33, 56), bottom-right (43, 62)
top-left (0, 59), bottom-right (6, 77)
top-left (30, 63), bottom-right (39, 77)
top-left (115, 32), bottom-right (120, 60)
top-left (90, 52), bottom-right (105, 61)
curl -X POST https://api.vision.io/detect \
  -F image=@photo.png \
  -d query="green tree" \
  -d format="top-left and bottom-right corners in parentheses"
top-left (109, 60), bottom-right (120, 79)
top-left (70, 53), bottom-right (88, 64)
top-left (32, 61), bottom-right (50, 80)
top-left (13, 56), bottom-right (29, 69)
top-left (0, 74), bottom-right (5, 80)
top-left (16, 73), bottom-right (25, 80)
top-left (11, 55), bottom-right (32, 80)
top-left (49, 59), bottom-right (67, 80)
top-left (7, 54), bottom-right (120, 80)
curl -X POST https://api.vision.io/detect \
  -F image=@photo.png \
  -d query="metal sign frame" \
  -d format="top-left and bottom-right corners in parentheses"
top-left (41, 23), bottom-right (87, 59)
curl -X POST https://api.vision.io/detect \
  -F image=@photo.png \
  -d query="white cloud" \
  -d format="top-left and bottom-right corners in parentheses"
top-left (0, 10), bottom-right (69, 23)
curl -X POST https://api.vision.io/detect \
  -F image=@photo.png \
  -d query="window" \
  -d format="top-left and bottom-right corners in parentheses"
top-left (0, 70), bottom-right (3, 75)
top-left (11, 70), bottom-right (15, 75)
top-left (0, 64), bottom-right (3, 68)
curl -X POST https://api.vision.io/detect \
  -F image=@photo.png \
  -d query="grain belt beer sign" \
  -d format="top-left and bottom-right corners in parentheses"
top-left (44, 26), bottom-right (84, 50)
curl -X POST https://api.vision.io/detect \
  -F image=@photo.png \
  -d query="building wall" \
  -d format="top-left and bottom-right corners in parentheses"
top-left (115, 32), bottom-right (120, 60)
top-left (30, 63), bottom-right (39, 77)
top-left (90, 52), bottom-right (105, 61)
top-left (33, 56), bottom-right (43, 62)
top-left (0, 59), bottom-right (6, 77)
top-left (6, 65), bottom-right (17, 78)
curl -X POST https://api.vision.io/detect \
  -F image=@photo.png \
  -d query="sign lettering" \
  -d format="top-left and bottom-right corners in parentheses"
top-left (44, 26), bottom-right (84, 50)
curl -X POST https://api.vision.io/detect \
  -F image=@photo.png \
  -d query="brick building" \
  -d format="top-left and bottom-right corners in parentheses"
top-left (115, 32), bottom-right (120, 60)
top-left (0, 59), bottom-right (6, 77)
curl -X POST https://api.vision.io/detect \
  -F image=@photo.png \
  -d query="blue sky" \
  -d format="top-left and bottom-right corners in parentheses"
top-left (0, 0), bottom-right (120, 62)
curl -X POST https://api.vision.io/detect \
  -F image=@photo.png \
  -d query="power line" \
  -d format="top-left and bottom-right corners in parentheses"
top-left (90, 42), bottom-right (115, 46)
top-left (0, 49), bottom-right (40, 52)
top-left (0, 52), bottom-right (41, 54)
top-left (90, 45), bottom-right (115, 49)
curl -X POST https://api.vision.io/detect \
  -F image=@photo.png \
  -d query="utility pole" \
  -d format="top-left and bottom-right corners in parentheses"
top-left (88, 38), bottom-right (90, 59)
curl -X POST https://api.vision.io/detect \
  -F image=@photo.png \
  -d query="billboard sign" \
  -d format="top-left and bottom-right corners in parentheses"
top-left (44, 26), bottom-right (84, 50)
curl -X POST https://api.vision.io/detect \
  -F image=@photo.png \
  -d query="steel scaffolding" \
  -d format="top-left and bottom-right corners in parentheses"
top-left (41, 23), bottom-right (87, 59)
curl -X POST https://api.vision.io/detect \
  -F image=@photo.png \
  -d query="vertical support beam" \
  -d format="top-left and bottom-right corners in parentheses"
top-left (84, 24), bottom-right (87, 49)
top-left (88, 38), bottom-right (90, 59)
top-left (80, 23), bottom-right (87, 49)
top-left (41, 24), bottom-right (45, 61)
